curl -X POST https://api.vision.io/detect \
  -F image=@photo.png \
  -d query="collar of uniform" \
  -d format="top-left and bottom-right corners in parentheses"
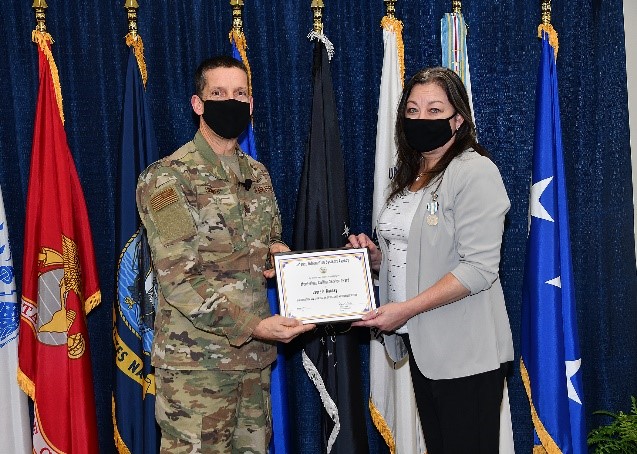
top-left (193, 131), bottom-right (255, 185)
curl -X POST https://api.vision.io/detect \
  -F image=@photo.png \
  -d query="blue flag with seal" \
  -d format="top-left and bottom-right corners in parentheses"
top-left (230, 28), bottom-right (291, 454)
top-left (113, 34), bottom-right (160, 454)
top-left (520, 27), bottom-right (586, 454)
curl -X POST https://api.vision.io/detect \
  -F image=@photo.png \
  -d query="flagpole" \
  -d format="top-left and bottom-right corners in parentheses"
top-left (384, 0), bottom-right (396, 18)
top-left (311, 0), bottom-right (324, 34)
top-left (32, 0), bottom-right (47, 32)
top-left (452, 0), bottom-right (461, 13)
top-left (538, 0), bottom-right (558, 58)
top-left (230, 0), bottom-right (244, 33)
top-left (124, 0), bottom-right (139, 40)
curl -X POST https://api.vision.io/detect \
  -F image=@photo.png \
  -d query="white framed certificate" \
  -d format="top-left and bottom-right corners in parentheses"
top-left (273, 248), bottom-right (375, 324)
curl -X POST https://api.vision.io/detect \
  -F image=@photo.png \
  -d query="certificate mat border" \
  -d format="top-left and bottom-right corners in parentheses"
top-left (273, 248), bottom-right (375, 324)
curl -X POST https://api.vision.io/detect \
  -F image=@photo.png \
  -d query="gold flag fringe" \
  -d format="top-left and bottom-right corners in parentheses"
top-left (32, 30), bottom-right (65, 124)
top-left (126, 33), bottom-right (148, 88)
top-left (369, 398), bottom-right (396, 454)
top-left (229, 29), bottom-right (253, 95)
top-left (113, 396), bottom-right (133, 454)
top-left (17, 367), bottom-right (35, 400)
top-left (84, 290), bottom-right (102, 315)
top-left (380, 16), bottom-right (405, 87)
top-left (520, 358), bottom-right (563, 453)
top-left (538, 23), bottom-right (559, 60)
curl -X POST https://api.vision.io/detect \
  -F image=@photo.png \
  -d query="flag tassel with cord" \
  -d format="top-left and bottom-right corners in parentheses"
top-left (112, 4), bottom-right (161, 452)
top-left (520, 13), bottom-right (586, 452)
top-left (18, 22), bottom-right (101, 454)
top-left (229, 7), bottom-right (291, 451)
top-left (369, 6), bottom-right (427, 454)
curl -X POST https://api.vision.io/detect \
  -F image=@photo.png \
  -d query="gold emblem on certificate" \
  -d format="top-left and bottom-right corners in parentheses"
top-left (273, 248), bottom-right (375, 324)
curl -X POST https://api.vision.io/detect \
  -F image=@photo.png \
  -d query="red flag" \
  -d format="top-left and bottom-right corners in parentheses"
top-left (18, 32), bottom-right (100, 454)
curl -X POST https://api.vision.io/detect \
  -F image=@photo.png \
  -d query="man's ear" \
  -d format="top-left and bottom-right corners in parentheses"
top-left (191, 95), bottom-right (204, 116)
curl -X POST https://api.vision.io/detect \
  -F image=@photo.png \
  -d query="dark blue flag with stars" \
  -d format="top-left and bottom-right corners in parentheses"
top-left (113, 40), bottom-right (160, 454)
top-left (520, 30), bottom-right (586, 454)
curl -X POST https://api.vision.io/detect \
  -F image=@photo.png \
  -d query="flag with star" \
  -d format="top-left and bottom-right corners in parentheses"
top-left (112, 32), bottom-right (160, 454)
top-left (520, 27), bottom-right (586, 453)
top-left (230, 27), bottom-right (291, 454)
top-left (293, 30), bottom-right (368, 453)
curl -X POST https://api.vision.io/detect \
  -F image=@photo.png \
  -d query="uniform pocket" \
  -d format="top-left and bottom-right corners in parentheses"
top-left (196, 183), bottom-right (241, 260)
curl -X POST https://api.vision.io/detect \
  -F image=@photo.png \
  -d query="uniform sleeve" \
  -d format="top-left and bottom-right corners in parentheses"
top-left (136, 167), bottom-right (260, 347)
top-left (449, 157), bottom-right (510, 294)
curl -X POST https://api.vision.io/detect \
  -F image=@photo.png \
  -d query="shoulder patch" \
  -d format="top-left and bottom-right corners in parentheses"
top-left (149, 185), bottom-right (197, 246)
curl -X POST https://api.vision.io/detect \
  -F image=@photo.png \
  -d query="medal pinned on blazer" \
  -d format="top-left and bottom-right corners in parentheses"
top-left (425, 173), bottom-right (444, 226)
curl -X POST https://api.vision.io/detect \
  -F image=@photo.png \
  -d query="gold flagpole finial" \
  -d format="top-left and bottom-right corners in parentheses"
top-left (124, 0), bottom-right (139, 39)
top-left (32, 0), bottom-right (48, 33)
top-left (452, 0), bottom-right (462, 14)
top-left (384, 0), bottom-right (396, 19)
top-left (311, 0), bottom-right (324, 34)
top-left (541, 0), bottom-right (551, 26)
top-left (230, 0), bottom-right (244, 34)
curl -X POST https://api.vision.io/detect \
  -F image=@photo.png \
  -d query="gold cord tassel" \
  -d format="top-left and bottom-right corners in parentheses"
top-left (538, 23), bottom-right (559, 60)
top-left (125, 33), bottom-right (148, 88)
top-left (380, 15), bottom-right (405, 87)
top-left (32, 30), bottom-right (64, 124)
top-left (229, 29), bottom-right (253, 95)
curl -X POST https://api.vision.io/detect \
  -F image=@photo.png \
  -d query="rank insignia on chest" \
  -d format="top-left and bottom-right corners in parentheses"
top-left (253, 185), bottom-right (272, 194)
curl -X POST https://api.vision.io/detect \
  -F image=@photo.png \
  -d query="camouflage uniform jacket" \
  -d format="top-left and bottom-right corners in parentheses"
top-left (136, 132), bottom-right (279, 371)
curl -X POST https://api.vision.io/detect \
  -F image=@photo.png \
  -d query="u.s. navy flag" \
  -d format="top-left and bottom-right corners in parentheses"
top-left (18, 31), bottom-right (101, 454)
top-left (369, 13), bottom-right (426, 454)
top-left (293, 31), bottom-right (368, 453)
top-left (0, 187), bottom-right (31, 454)
top-left (520, 28), bottom-right (587, 453)
top-left (113, 33), bottom-right (160, 454)
top-left (441, 10), bottom-right (515, 453)
top-left (230, 28), bottom-right (292, 454)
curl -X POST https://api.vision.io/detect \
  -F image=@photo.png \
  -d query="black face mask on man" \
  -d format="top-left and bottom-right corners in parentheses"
top-left (403, 113), bottom-right (457, 153)
top-left (201, 99), bottom-right (251, 139)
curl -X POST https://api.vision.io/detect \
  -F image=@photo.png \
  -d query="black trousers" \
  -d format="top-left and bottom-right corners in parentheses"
top-left (402, 335), bottom-right (508, 454)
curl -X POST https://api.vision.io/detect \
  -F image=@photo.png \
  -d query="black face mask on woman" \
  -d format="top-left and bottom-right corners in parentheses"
top-left (403, 113), bottom-right (457, 153)
top-left (201, 99), bottom-right (251, 139)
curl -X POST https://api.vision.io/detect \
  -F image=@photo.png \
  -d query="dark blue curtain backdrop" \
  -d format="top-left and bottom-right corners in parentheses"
top-left (1, 1), bottom-right (635, 452)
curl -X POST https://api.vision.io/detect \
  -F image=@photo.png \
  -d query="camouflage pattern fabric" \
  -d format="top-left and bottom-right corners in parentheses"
top-left (155, 367), bottom-right (271, 453)
top-left (136, 131), bottom-right (280, 371)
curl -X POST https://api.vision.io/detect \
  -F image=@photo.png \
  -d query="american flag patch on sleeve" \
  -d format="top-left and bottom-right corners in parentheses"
top-left (151, 187), bottom-right (178, 212)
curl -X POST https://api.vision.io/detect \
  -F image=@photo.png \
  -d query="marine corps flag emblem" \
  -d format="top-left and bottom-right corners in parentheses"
top-left (18, 30), bottom-right (101, 454)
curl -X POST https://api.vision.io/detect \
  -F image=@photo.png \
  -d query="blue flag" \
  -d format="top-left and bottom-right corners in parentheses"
top-left (231, 33), bottom-right (291, 454)
top-left (520, 31), bottom-right (586, 453)
top-left (113, 43), bottom-right (160, 454)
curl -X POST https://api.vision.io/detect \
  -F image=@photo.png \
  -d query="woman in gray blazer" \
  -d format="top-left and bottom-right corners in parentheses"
top-left (349, 67), bottom-right (513, 453)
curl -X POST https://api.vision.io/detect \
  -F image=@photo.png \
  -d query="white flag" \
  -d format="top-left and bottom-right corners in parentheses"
top-left (371, 19), bottom-right (402, 229)
top-left (0, 187), bottom-right (31, 453)
top-left (370, 16), bottom-right (426, 454)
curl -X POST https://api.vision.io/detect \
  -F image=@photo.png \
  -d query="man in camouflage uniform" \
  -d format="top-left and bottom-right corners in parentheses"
top-left (136, 56), bottom-right (314, 454)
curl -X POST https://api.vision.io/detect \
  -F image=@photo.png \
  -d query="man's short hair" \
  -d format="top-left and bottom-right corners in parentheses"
top-left (194, 56), bottom-right (249, 98)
